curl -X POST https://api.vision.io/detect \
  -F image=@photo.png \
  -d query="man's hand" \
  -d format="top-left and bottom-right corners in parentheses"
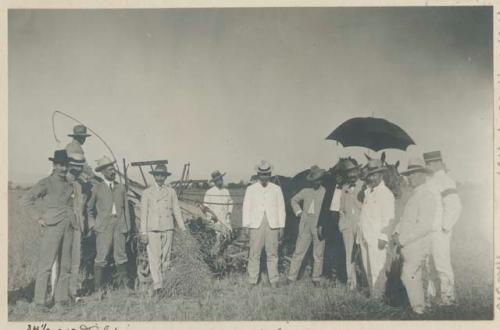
top-left (317, 226), bottom-right (324, 241)
top-left (37, 218), bottom-right (47, 227)
top-left (88, 218), bottom-right (97, 231)
top-left (140, 233), bottom-right (149, 245)
top-left (278, 228), bottom-right (285, 242)
top-left (378, 239), bottom-right (387, 250)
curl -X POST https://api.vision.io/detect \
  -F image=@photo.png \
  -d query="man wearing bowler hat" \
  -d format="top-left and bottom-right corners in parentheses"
top-left (359, 158), bottom-right (395, 299)
top-left (140, 164), bottom-right (186, 294)
top-left (87, 156), bottom-right (131, 295)
top-left (202, 170), bottom-right (233, 249)
top-left (21, 150), bottom-right (75, 309)
top-left (65, 125), bottom-right (97, 182)
top-left (393, 158), bottom-right (442, 314)
top-left (424, 150), bottom-right (462, 305)
top-left (288, 165), bottom-right (327, 286)
top-left (242, 161), bottom-right (286, 288)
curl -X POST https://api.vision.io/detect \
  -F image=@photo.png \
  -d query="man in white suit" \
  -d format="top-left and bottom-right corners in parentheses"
top-left (242, 160), bottom-right (286, 288)
top-left (140, 164), bottom-right (186, 294)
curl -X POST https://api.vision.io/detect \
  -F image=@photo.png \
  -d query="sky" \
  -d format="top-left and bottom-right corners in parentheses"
top-left (8, 7), bottom-right (493, 185)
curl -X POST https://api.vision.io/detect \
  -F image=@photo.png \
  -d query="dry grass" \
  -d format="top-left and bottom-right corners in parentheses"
top-left (8, 183), bottom-right (494, 321)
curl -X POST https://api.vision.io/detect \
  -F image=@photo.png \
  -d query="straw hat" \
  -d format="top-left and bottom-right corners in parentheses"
top-left (95, 156), bottom-right (116, 172)
top-left (255, 160), bottom-right (273, 177)
top-left (306, 165), bottom-right (326, 182)
top-left (210, 170), bottom-right (226, 182)
top-left (423, 150), bottom-right (443, 163)
top-left (68, 153), bottom-right (85, 166)
top-left (364, 159), bottom-right (386, 176)
top-left (401, 158), bottom-right (432, 176)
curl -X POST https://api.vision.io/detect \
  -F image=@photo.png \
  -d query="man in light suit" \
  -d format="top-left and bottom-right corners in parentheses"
top-left (359, 158), bottom-right (395, 299)
top-left (87, 156), bottom-right (131, 294)
top-left (393, 158), bottom-right (441, 314)
top-left (242, 160), bottom-right (286, 288)
top-left (424, 151), bottom-right (462, 305)
top-left (288, 165), bottom-right (327, 286)
top-left (140, 164), bottom-right (186, 294)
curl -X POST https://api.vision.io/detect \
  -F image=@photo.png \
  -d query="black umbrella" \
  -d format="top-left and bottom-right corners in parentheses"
top-left (326, 117), bottom-right (415, 151)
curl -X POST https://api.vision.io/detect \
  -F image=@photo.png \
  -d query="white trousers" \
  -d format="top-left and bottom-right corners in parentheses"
top-left (146, 231), bottom-right (174, 290)
top-left (401, 242), bottom-right (429, 313)
top-left (431, 231), bottom-right (455, 302)
top-left (361, 238), bottom-right (387, 297)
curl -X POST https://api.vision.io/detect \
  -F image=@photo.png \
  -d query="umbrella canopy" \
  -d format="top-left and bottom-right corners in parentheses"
top-left (326, 117), bottom-right (415, 151)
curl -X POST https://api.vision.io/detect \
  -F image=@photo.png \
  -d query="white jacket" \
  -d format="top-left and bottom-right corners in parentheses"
top-left (426, 170), bottom-right (462, 231)
top-left (360, 181), bottom-right (395, 244)
top-left (242, 182), bottom-right (286, 229)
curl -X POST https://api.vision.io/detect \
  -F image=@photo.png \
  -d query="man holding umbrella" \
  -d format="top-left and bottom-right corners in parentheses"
top-left (288, 165), bottom-right (327, 286)
top-left (359, 158), bottom-right (395, 299)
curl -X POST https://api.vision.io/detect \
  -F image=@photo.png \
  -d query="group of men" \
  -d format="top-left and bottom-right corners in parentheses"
top-left (21, 125), bottom-right (462, 316)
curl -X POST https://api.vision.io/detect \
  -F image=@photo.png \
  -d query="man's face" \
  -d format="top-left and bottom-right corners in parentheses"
top-left (408, 172), bottom-right (425, 188)
top-left (426, 160), bottom-right (443, 173)
top-left (68, 164), bottom-right (83, 180)
top-left (214, 178), bottom-right (224, 189)
top-left (102, 165), bottom-right (116, 181)
top-left (75, 136), bottom-right (87, 145)
top-left (53, 162), bottom-right (68, 178)
top-left (154, 173), bottom-right (167, 186)
top-left (259, 175), bottom-right (270, 187)
top-left (366, 172), bottom-right (383, 187)
top-left (312, 179), bottom-right (322, 189)
top-left (347, 169), bottom-right (359, 183)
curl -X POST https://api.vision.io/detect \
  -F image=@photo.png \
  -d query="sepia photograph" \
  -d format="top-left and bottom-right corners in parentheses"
top-left (5, 4), bottom-right (495, 323)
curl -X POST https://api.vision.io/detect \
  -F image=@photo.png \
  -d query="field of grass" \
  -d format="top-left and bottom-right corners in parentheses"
top-left (7, 182), bottom-right (493, 321)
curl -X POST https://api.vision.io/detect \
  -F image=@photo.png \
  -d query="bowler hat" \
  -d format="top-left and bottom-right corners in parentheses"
top-left (95, 156), bottom-right (116, 172)
top-left (255, 160), bottom-right (273, 177)
top-left (306, 165), bottom-right (326, 182)
top-left (149, 164), bottom-right (171, 176)
top-left (210, 170), bottom-right (226, 182)
top-left (401, 158), bottom-right (432, 176)
top-left (68, 125), bottom-right (91, 138)
top-left (49, 149), bottom-right (70, 164)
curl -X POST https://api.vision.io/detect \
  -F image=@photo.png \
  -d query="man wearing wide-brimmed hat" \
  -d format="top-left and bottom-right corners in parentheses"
top-left (288, 165), bottom-right (327, 286)
top-left (359, 158), bottom-right (395, 298)
top-left (393, 158), bottom-right (442, 314)
top-left (21, 150), bottom-right (75, 310)
top-left (65, 125), bottom-right (96, 182)
top-left (87, 156), bottom-right (131, 294)
top-left (202, 170), bottom-right (233, 252)
top-left (242, 160), bottom-right (286, 288)
top-left (336, 158), bottom-right (364, 290)
top-left (140, 164), bottom-right (186, 294)
top-left (423, 150), bottom-right (462, 306)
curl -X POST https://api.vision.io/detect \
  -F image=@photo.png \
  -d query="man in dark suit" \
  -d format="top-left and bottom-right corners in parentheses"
top-left (87, 156), bottom-right (131, 294)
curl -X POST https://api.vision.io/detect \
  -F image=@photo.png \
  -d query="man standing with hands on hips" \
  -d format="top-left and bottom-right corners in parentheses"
top-left (242, 161), bottom-right (286, 288)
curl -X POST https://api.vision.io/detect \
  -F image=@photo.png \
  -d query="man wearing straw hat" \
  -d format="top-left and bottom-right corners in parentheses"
top-left (21, 150), bottom-right (75, 310)
top-left (65, 125), bottom-right (97, 182)
top-left (140, 164), bottom-right (186, 294)
top-left (202, 170), bottom-right (233, 252)
top-left (242, 160), bottom-right (286, 288)
top-left (393, 158), bottom-right (441, 314)
top-left (359, 158), bottom-right (395, 299)
top-left (87, 156), bottom-right (131, 295)
top-left (423, 150), bottom-right (462, 306)
top-left (337, 158), bottom-right (363, 290)
top-left (287, 165), bottom-right (327, 286)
